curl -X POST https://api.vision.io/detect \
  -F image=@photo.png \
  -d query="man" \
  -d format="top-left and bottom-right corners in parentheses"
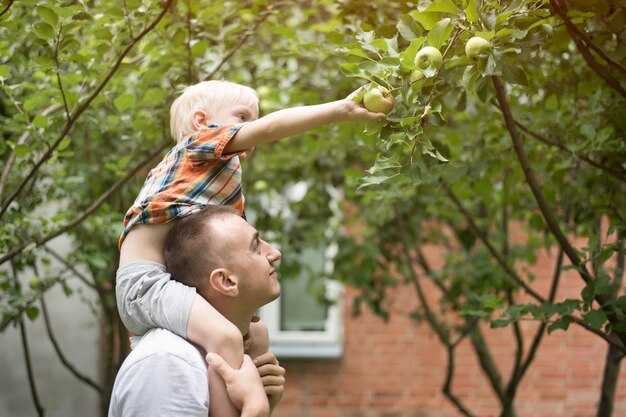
top-left (109, 206), bottom-right (285, 417)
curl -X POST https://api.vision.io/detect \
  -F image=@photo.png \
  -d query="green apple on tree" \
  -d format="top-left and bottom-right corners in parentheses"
top-left (465, 36), bottom-right (491, 62)
top-left (415, 46), bottom-right (443, 76)
top-left (362, 86), bottom-right (395, 114)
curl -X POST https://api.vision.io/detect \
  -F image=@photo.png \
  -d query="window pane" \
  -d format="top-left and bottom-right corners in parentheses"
top-left (280, 249), bottom-right (327, 332)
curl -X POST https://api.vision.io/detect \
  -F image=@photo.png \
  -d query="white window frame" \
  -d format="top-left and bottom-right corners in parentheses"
top-left (253, 181), bottom-right (345, 358)
top-left (258, 279), bottom-right (343, 358)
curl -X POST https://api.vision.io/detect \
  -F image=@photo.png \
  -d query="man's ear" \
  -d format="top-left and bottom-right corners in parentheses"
top-left (192, 110), bottom-right (209, 130)
top-left (208, 268), bottom-right (239, 297)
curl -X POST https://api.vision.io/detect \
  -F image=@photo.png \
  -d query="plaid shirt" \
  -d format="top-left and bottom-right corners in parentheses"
top-left (119, 124), bottom-right (245, 248)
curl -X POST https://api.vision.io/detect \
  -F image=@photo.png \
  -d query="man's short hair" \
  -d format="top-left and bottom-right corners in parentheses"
top-left (164, 205), bottom-right (241, 291)
top-left (169, 80), bottom-right (259, 142)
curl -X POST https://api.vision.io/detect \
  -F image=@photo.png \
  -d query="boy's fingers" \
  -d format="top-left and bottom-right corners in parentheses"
top-left (257, 363), bottom-right (285, 377)
top-left (253, 352), bottom-right (279, 366)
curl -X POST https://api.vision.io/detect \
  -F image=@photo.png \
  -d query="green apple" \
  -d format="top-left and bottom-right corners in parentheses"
top-left (363, 86), bottom-right (394, 114)
top-left (253, 180), bottom-right (269, 192)
top-left (465, 36), bottom-right (491, 62)
top-left (415, 46), bottom-right (443, 71)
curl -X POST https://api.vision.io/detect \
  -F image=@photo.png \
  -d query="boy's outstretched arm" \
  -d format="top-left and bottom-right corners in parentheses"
top-left (224, 89), bottom-right (385, 153)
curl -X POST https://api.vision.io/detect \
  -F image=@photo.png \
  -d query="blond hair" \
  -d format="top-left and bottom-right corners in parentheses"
top-left (170, 80), bottom-right (258, 142)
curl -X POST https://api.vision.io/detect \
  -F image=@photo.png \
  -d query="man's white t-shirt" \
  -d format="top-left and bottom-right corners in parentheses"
top-left (108, 328), bottom-right (209, 417)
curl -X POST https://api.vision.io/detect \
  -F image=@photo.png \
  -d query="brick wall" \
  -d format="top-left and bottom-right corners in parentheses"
top-left (272, 244), bottom-right (626, 417)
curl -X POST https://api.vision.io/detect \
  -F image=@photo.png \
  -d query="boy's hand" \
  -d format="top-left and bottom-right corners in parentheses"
top-left (343, 88), bottom-right (387, 122)
top-left (245, 318), bottom-right (270, 358)
top-left (254, 352), bottom-right (286, 413)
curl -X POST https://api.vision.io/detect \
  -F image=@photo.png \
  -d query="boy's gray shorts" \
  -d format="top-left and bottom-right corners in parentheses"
top-left (115, 261), bottom-right (196, 338)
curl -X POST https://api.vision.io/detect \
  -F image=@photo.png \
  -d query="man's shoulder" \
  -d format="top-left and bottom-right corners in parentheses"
top-left (126, 328), bottom-right (206, 371)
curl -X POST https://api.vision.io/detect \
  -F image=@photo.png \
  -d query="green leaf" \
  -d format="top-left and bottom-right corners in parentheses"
top-left (397, 16), bottom-right (419, 41)
top-left (32, 22), bottom-right (56, 39)
top-left (58, 136), bottom-right (71, 151)
top-left (37, 5), bottom-right (59, 27)
top-left (358, 173), bottom-right (400, 189)
top-left (491, 319), bottom-right (512, 328)
top-left (190, 39), bottom-right (209, 57)
top-left (14, 144), bottom-right (30, 158)
top-left (410, 11), bottom-right (440, 30)
top-left (113, 94), bottom-right (136, 112)
top-left (502, 64), bottom-right (528, 86)
top-left (370, 38), bottom-right (388, 52)
top-left (26, 306), bottom-right (39, 321)
top-left (424, 0), bottom-right (458, 14)
top-left (465, 0), bottom-right (477, 23)
top-left (366, 155), bottom-right (402, 175)
top-left (33, 115), bottom-right (48, 129)
top-left (0, 65), bottom-right (10, 79)
top-left (495, 28), bottom-right (522, 37)
top-left (547, 317), bottom-right (571, 333)
top-left (427, 18), bottom-right (453, 50)
top-left (583, 309), bottom-right (608, 329)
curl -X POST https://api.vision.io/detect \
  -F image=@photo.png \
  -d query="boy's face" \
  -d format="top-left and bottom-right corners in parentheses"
top-left (206, 100), bottom-right (259, 125)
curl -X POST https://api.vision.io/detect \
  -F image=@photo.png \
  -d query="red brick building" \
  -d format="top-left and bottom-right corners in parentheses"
top-left (271, 244), bottom-right (626, 417)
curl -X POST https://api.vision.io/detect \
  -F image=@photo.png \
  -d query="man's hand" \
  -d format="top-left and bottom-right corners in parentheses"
top-left (254, 352), bottom-right (285, 413)
top-left (207, 353), bottom-right (270, 417)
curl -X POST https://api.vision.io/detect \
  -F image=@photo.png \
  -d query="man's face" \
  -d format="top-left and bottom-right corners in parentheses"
top-left (218, 215), bottom-right (282, 307)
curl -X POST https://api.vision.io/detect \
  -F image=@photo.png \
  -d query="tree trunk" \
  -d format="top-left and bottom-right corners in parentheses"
top-left (597, 344), bottom-right (623, 417)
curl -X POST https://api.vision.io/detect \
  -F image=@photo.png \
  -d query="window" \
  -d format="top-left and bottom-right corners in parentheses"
top-left (251, 181), bottom-right (344, 358)
top-left (258, 245), bottom-right (343, 358)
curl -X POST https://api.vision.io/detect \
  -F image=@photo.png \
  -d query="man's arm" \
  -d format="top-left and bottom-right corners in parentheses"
top-left (224, 90), bottom-right (386, 153)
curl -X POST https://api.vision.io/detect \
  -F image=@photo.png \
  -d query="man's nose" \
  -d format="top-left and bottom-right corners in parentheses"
top-left (264, 241), bottom-right (281, 262)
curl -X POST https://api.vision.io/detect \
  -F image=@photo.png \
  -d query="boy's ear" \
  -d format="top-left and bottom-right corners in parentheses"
top-left (208, 268), bottom-right (239, 297)
top-left (192, 110), bottom-right (209, 130)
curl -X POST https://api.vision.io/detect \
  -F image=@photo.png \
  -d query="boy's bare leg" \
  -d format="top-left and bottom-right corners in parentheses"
top-left (188, 296), bottom-right (244, 417)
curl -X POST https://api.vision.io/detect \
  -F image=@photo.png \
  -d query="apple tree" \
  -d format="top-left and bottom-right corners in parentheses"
top-left (262, 0), bottom-right (624, 415)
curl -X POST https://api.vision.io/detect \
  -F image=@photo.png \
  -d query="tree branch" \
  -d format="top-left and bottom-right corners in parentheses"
top-left (469, 326), bottom-right (507, 405)
top-left (549, 1), bottom-right (626, 98)
top-left (491, 75), bottom-right (592, 282)
top-left (0, 104), bottom-right (63, 204)
top-left (492, 74), bottom-right (626, 350)
top-left (40, 293), bottom-right (103, 393)
top-left (439, 178), bottom-right (546, 302)
top-left (0, 0), bottom-right (175, 220)
top-left (491, 102), bottom-right (626, 183)
top-left (549, 0), bottom-right (626, 76)
top-left (0, 0), bottom-right (14, 19)
top-left (11, 261), bottom-right (45, 417)
top-left (41, 245), bottom-right (98, 290)
top-left (0, 139), bottom-right (171, 266)
top-left (395, 210), bottom-right (477, 417)
top-left (205, 3), bottom-right (281, 80)
top-left (442, 342), bottom-right (476, 417)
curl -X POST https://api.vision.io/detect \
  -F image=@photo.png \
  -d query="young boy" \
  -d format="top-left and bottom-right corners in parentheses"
top-left (116, 80), bottom-right (385, 417)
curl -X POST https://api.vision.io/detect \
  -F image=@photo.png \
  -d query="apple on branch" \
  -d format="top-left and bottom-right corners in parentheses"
top-left (414, 46), bottom-right (443, 77)
top-left (362, 86), bottom-right (395, 114)
top-left (465, 36), bottom-right (491, 63)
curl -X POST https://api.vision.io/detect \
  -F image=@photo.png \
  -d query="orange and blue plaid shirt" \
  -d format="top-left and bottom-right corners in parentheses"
top-left (119, 124), bottom-right (245, 248)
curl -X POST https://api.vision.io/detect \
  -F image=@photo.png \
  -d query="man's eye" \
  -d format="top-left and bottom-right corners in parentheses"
top-left (238, 114), bottom-right (246, 121)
